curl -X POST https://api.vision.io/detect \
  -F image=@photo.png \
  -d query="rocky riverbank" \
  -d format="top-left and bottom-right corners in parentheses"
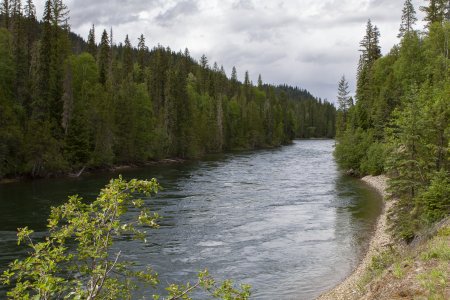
top-left (317, 175), bottom-right (394, 300)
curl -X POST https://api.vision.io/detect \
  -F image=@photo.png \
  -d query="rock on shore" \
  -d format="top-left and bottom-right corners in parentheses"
top-left (317, 175), bottom-right (393, 300)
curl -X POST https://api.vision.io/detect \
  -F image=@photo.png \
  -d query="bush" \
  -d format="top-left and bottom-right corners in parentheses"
top-left (417, 171), bottom-right (450, 224)
top-left (1, 177), bottom-right (251, 300)
top-left (334, 128), bottom-right (374, 174)
top-left (360, 142), bottom-right (387, 175)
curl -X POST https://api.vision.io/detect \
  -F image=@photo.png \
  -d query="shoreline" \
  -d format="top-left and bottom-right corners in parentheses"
top-left (317, 174), bottom-right (394, 300)
top-left (0, 158), bottom-right (188, 185)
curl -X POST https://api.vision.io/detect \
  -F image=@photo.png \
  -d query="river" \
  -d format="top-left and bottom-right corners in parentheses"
top-left (0, 140), bottom-right (382, 299)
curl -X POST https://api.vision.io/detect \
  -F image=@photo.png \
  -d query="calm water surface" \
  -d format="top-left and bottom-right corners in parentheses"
top-left (0, 140), bottom-right (382, 299)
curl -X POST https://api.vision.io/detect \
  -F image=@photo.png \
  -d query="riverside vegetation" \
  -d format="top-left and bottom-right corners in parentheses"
top-left (0, 0), bottom-right (335, 180)
top-left (0, 0), bottom-right (335, 298)
top-left (1, 176), bottom-right (251, 299)
top-left (333, 0), bottom-right (450, 298)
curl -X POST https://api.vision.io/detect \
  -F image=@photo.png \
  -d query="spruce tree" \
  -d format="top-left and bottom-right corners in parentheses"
top-left (200, 54), bottom-right (208, 69)
top-left (231, 66), bottom-right (237, 81)
top-left (244, 70), bottom-right (250, 86)
top-left (398, 0), bottom-right (417, 38)
top-left (87, 24), bottom-right (96, 59)
top-left (337, 75), bottom-right (350, 112)
top-left (137, 33), bottom-right (147, 82)
top-left (98, 29), bottom-right (110, 85)
top-left (1, 0), bottom-right (10, 29)
top-left (123, 34), bottom-right (132, 76)
top-left (444, 0), bottom-right (450, 21)
top-left (137, 33), bottom-right (146, 68)
top-left (257, 74), bottom-right (263, 88)
top-left (420, 0), bottom-right (446, 28)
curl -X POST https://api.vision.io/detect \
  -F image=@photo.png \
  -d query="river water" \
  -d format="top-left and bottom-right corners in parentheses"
top-left (0, 140), bottom-right (382, 299)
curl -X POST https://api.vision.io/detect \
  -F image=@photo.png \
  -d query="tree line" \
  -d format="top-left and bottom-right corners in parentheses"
top-left (334, 0), bottom-right (450, 241)
top-left (0, 0), bottom-right (336, 179)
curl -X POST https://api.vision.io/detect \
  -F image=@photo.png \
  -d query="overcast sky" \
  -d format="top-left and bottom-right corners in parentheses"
top-left (36, 0), bottom-right (426, 103)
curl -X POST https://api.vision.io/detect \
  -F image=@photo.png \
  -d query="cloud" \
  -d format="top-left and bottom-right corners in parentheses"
top-left (155, 0), bottom-right (200, 27)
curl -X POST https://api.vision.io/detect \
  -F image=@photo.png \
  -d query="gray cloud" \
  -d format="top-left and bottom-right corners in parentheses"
top-left (155, 0), bottom-right (199, 27)
top-left (66, 0), bottom-right (162, 27)
top-left (232, 0), bottom-right (255, 10)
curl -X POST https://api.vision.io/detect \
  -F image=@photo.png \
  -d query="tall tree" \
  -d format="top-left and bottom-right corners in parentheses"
top-left (87, 24), bottom-right (96, 58)
top-left (123, 34), bottom-right (132, 76)
top-left (337, 75), bottom-right (350, 112)
top-left (98, 29), bottom-right (110, 85)
top-left (398, 0), bottom-right (417, 38)
top-left (0, 0), bottom-right (10, 29)
top-left (420, 0), bottom-right (446, 28)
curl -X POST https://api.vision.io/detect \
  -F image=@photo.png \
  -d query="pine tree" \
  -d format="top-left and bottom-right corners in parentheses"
top-left (137, 33), bottom-right (146, 68)
top-left (420, 0), bottom-right (446, 28)
top-left (98, 29), bottom-right (110, 85)
top-left (200, 54), bottom-right (208, 69)
top-left (123, 34), bottom-right (132, 76)
top-left (1, 0), bottom-right (10, 29)
top-left (24, 0), bottom-right (37, 67)
top-left (445, 0), bottom-right (450, 21)
top-left (398, 0), bottom-right (417, 38)
top-left (34, 0), bottom-right (53, 118)
top-left (337, 75), bottom-right (350, 112)
top-left (231, 66), bottom-right (237, 81)
top-left (244, 70), bottom-right (250, 86)
top-left (50, 0), bottom-right (69, 30)
top-left (137, 33), bottom-right (147, 82)
top-left (87, 24), bottom-right (96, 58)
top-left (257, 74), bottom-right (263, 88)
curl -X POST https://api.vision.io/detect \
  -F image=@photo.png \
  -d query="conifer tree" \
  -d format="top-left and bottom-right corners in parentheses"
top-left (123, 34), bottom-right (132, 76)
top-left (137, 33), bottom-right (146, 68)
top-left (24, 0), bottom-right (37, 65)
top-left (257, 74), bottom-right (263, 88)
top-left (98, 29), bottom-right (110, 85)
top-left (87, 24), bottom-right (96, 58)
top-left (398, 0), bottom-right (417, 38)
top-left (0, 0), bottom-right (10, 29)
top-left (34, 0), bottom-right (53, 118)
top-left (244, 70), bottom-right (250, 86)
top-left (445, 0), bottom-right (450, 21)
top-left (420, 0), bottom-right (446, 28)
top-left (231, 66), bottom-right (237, 81)
top-left (337, 75), bottom-right (350, 112)
top-left (200, 54), bottom-right (208, 69)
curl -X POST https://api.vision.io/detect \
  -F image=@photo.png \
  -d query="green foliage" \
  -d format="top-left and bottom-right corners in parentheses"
top-left (0, 5), bottom-right (336, 179)
top-left (334, 128), bottom-right (374, 174)
top-left (334, 7), bottom-right (450, 241)
top-left (368, 248), bottom-right (397, 277)
top-left (360, 142), bottom-right (386, 175)
top-left (417, 171), bottom-right (450, 224)
top-left (1, 177), bottom-right (251, 300)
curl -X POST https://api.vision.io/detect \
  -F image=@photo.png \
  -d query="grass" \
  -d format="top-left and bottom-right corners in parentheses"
top-left (420, 226), bottom-right (450, 262)
top-left (417, 264), bottom-right (448, 300)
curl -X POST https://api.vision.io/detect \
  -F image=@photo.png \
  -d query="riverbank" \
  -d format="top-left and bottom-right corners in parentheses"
top-left (0, 158), bottom-right (188, 184)
top-left (317, 174), bottom-right (393, 300)
top-left (318, 175), bottom-right (450, 299)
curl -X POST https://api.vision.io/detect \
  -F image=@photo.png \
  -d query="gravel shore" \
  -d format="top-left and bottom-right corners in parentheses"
top-left (316, 175), bottom-right (393, 300)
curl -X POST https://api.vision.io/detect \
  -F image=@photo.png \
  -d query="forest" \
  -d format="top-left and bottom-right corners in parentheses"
top-left (334, 0), bottom-right (450, 241)
top-left (0, 0), bottom-right (336, 180)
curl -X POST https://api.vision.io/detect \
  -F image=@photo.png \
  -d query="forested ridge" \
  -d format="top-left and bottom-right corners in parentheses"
top-left (0, 0), bottom-right (336, 180)
top-left (335, 0), bottom-right (450, 241)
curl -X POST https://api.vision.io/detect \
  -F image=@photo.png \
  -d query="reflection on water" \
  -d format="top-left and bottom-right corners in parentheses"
top-left (0, 140), bottom-right (382, 299)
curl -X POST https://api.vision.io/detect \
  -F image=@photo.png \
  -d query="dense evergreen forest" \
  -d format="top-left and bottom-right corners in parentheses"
top-left (0, 0), bottom-right (335, 179)
top-left (334, 0), bottom-right (449, 241)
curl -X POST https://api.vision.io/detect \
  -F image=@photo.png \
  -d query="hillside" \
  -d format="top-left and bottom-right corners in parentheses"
top-left (0, 5), bottom-right (335, 179)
